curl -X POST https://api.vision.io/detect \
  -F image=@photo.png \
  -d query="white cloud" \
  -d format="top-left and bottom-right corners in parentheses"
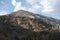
top-left (11, 0), bottom-right (16, 6)
top-left (11, 0), bottom-right (41, 13)
top-left (0, 11), bottom-right (8, 16)
top-left (26, 0), bottom-right (37, 5)
top-left (26, 0), bottom-right (60, 14)
top-left (13, 2), bottom-right (26, 11)
top-left (11, 0), bottom-right (26, 12)
top-left (28, 4), bottom-right (42, 13)
top-left (26, 0), bottom-right (53, 13)
top-left (40, 0), bottom-right (60, 13)
top-left (40, 0), bottom-right (54, 13)
top-left (11, 0), bottom-right (60, 14)
top-left (12, 0), bottom-right (53, 13)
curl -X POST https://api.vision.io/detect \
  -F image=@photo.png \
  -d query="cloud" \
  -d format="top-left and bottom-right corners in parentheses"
top-left (26, 0), bottom-right (37, 5)
top-left (11, 0), bottom-right (60, 14)
top-left (25, 0), bottom-right (43, 13)
top-left (0, 11), bottom-right (8, 16)
top-left (11, 0), bottom-right (42, 13)
top-left (11, 0), bottom-right (26, 12)
top-left (26, 0), bottom-right (60, 14)
top-left (11, 0), bottom-right (16, 6)
top-left (40, 0), bottom-right (54, 13)
top-left (13, 2), bottom-right (26, 11)
top-left (26, 0), bottom-right (53, 13)
top-left (52, 0), bottom-right (60, 13)
top-left (28, 4), bottom-right (42, 13)
top-left (40, 0), bottom-right (60, 13)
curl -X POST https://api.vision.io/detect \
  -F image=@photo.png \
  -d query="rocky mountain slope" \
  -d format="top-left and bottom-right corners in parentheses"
top-left (0, 10), bottom-right (60, 40)
top-left (10, 10), bottom-right (60, 26)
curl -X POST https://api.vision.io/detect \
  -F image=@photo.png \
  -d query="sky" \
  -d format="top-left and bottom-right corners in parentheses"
top-left (0, 0), bottom-right (60, 19)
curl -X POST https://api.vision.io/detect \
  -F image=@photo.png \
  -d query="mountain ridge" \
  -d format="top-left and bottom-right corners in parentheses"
top-left (0, 10), bottom-right (60, 40)
top-left (11, 10), bottom-right (60, 26)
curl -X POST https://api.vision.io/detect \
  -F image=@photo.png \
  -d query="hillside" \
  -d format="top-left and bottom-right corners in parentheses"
top-left (0, 10), bottom-right (60, 40)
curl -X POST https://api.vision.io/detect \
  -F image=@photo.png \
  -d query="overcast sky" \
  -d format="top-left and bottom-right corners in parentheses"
top-left (0, 0), bottom-right (60, 19)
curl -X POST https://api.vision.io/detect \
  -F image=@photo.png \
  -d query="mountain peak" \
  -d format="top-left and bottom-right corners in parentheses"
top-left (7, 10), bottom-right (60, 26)
top-left (9, 10), bottom-right (35, 18)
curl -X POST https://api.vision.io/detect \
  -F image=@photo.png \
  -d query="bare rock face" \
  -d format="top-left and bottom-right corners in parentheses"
top-left (0, 10), bottom-right (60, 40)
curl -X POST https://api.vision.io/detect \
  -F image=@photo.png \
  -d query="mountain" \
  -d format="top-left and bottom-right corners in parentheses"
top-left (0, 10), bottom-right (60, 32)
top-left (0, 10), bottom-right (60, 40)
top-left (9, 10), bottom-right (60, 27)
